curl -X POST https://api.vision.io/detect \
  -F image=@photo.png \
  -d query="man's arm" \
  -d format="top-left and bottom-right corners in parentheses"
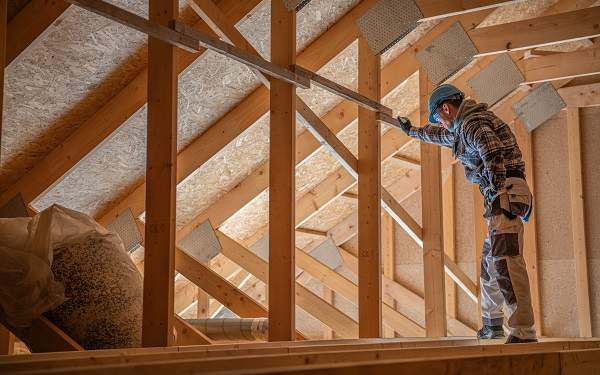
top-left (397, 117), bottom-right (453, 148)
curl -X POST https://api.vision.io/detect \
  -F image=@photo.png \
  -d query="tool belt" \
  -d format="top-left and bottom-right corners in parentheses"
top-left (505, 169), bottom-right (526, 180)
top-left (481, 169), bottom-right (529, 220)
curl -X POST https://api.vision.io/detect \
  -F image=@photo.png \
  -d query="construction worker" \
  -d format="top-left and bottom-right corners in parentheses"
top-left (396, 84), bottom-right (537, 344)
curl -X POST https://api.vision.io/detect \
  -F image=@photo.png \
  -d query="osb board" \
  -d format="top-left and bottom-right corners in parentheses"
top-left (455, 261), bottom-right (478, 330)
top-left (380, 20), bottom-right (441, 70)
top-left (453, 163), bottom-right (477, 264)
top-left (589, 260), bottom-right (600, 336)
top-left (539, 259), bottom-right (578, 337)
top-left (532, 110), bottom-right (574, 261)
top-left (2, 4), bottom-right (149, 194)
top-left (34, 0), bottom-right (357, 220)
top-left (580, 105), bottom-right (600, 259)
top-left (301, 199), bottom-right (357, 233)
top-left (477, 0), bottom-right (558, 27)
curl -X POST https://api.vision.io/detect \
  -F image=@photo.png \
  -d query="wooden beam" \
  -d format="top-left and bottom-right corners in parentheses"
top-left (0, 325), bottom-right (14, 355)
top-left (215, 231), bottom-right (359, 339)
top-left (567, 107), bottom-right (592, 338)
top-left (294, 242), bottom-right (425, 337)
top-left (0, 307), bottom-right (83, 353)
top-left (1, 0), bottom-right (257, 214)
top-left (357, 35), bottom-right (382, 338)
top-left (419, 69), bottom-right (446, 337)
top-left (469, 7), bottom-right (600, 55)
top-left (391, 155), bottom-right (421, 170)
top-left (513, 119), bottom-right (542, 335)
top-left (443, 167), bottom-right (457, 318)
top-left (6, 0), bottom-right (71, 70)
top-left (382, 211), bottom-right (396, 338)
top-left (339, 248), bottom-right (475, 336)
top-left (416, 0), bottom-right (526, 20)
top-left (173, 315), bottom-right (212, 346)
top-left (295, 227), bottom-right (327, 237)
top-left (558, 82), bottom-right (600, 107)
top-left (293, 65), bottom-right (392, 115)
top-left (322, 286), bottom-right (334, 339)
top-left (63, 0), bottom-right (197, 51)
top-left (0, 0), bottom-right (5, 162)
top-left (142, 0), bottom-right (178, 348)
top-left (268, 0), bottom-right (296, 343)
top-left (517, 47), bottom-right (600, 84)
top-left (171, 21), bottom-right (308, 88)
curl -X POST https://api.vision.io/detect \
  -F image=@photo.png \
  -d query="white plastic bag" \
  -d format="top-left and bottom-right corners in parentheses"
top-left (0, 216), bottom-right (67, 327)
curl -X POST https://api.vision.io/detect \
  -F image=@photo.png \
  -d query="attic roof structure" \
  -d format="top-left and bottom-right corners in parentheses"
top-left (1, 0), bottom-right (600, 372)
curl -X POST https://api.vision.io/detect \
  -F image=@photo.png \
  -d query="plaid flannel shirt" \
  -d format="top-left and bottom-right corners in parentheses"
top-left (409, 101), bottom-right (525, 192)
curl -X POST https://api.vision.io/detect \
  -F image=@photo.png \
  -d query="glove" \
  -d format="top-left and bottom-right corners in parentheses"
top-left (396, 116), bottom-right (413, 136)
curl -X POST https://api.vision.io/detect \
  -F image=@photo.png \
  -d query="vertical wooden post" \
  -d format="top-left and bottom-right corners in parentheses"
top-left (0, 325), bottom-right (14, 355)
top-left (514, 118), bottom-right (542, 336)
top-left (357, 36), bottom-right (382, 339)
top-left (443, 167), bottom-right (457, 319)
top-left (322, 286), bottom-right (334, 339)
top-left (419, 69), bottom-right (446, 337)
top-left (196, 287), bottom-right (209, 318)
top-left (0, 0), bottom-right (6, 161)
top-left (143, 0), bottom-right (178, 347)
top-left (473, 185), bottom-right (486, 327)
top-left (269, 0), bottom-right (296, 342)
top-left (567, 107), bottom-right (592, 337)
top-left (382, 211), bottom-right (396, 338)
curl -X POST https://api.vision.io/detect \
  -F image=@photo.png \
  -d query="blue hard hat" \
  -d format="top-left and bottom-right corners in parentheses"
top-left (428, 84), bottom-right (464, 123)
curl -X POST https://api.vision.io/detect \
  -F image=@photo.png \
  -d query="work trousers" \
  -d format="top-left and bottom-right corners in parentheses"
top-left (480, 177), bottom-right (536, 340)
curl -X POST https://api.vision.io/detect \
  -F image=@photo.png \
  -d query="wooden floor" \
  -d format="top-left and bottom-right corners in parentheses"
top-left (2, 337), bottom-right (600, 375)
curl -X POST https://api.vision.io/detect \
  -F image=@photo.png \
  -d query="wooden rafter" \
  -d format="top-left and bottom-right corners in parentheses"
top-left (517, 46), bottom-right (600, 84)
top-left (6, 0), bottom-right (71, 70)
top-left (558, 82), bottom-right (600, 107)
top-left (415, 0), bottom-right (526, 21)
top-left (470, 7), bottom-right (600, 55)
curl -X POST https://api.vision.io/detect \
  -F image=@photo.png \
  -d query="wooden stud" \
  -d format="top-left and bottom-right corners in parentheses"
top-left (443, 167), bottom-right (457, 319)
top-left (513, 119), bottom-right (542, 336)
top-left (469, 7), bottom-right (600, 55)
top-left (382, 211), bottom-right (396, 338)
top-left (322, 286), bottom-right (334, 339)
top-left (0, 0), bottom-right (5, 162)
top-left (142, 0), bottom-right (178, 348)
top-left (567, 107), bottom-right (592, 338)
top-left (559, 82), bottom-right (600, 108)
top-left (268, 0), bottom-right (296, 342)
top-left (357, 35), bottom-right (382, 339)
top-left (0, 325), bottom-right (14, 355)
top-left (419, 69), bottom-right (447, 337)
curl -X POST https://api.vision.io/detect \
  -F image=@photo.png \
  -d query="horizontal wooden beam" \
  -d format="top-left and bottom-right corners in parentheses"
top-left (558, 82), bottom-right (600, 107)
top-left (62, 0), bottom-right (199, 51)
top-left (517, 47), bottom-right (600, 84)
top-left (416, 0), bottom-right (526, 21)
top-left (391, 155), bottom-right (421, 170)
top-left (294, 65), bottom-right (392, 115)
top-left (172, 21), bottom-right (309, 88)
top-left (470, 7), bottom-right (600, 55)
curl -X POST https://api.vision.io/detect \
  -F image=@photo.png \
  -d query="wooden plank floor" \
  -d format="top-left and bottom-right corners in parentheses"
top-left (2, 338), bottom-right (600, 375)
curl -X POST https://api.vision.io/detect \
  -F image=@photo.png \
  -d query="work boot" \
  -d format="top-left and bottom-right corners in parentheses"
top-left (476, 325), bottom-right (505, 339)
top-left (505, 334), bottom-right (538, 344)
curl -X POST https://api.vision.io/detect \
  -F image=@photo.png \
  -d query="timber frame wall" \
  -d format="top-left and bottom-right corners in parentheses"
top-left (1, 0), bottom-right (600, 363)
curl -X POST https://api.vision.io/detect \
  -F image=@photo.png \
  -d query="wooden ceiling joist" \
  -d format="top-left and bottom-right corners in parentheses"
top-left (470, 6), bottom-right (600, 55)
top-left (558, 82), bottom-right (600, 107)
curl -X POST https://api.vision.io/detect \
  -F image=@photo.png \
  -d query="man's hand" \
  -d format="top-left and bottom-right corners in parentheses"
top-left (397, 116), bottom-right (413, 136)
